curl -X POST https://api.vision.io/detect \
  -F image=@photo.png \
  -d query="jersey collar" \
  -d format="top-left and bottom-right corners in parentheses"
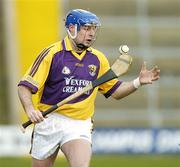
top-left (63, 36), bottom-right (92, 61)
top-left (63, 36), bottom-right (73, 51)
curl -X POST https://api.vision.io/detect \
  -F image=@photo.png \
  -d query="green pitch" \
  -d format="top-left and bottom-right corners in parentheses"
top-left (0, 155), bottom-right (180, 167)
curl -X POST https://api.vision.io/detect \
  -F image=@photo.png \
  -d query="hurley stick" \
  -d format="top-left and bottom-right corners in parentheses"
top-left (21, 45), bottom-right (132, 132)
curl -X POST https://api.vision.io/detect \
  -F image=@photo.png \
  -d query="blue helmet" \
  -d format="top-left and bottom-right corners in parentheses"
top-left (65, 9), bottom-right (101, 31)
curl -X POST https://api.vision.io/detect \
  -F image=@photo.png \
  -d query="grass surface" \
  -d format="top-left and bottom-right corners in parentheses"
top-left (0, 155), bottom-right (180, 167)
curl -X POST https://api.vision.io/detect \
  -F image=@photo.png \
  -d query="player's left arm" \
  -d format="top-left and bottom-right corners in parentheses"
top-left (111, 61), bottom-right (160, 100)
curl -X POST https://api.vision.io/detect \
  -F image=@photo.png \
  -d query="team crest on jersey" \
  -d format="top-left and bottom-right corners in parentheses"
top-left (62, 66), bottom-right (71, 75)
top-left (88, 64), bottom-right (97, 76)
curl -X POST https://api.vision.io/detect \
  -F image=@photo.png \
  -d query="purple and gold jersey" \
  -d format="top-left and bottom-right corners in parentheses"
top-left (18, 36), bottom-right (122, 120)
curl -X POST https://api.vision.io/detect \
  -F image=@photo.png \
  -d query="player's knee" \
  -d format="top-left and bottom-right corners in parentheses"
top-left (69, 159), bottom-right (90, 167)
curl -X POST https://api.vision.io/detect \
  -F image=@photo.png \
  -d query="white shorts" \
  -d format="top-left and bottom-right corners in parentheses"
top-left (30, 113), bottom-right (93, 160)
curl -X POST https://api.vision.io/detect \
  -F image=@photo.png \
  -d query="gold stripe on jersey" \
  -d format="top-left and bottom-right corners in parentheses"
top-left (29, 45), bottom-right (54, 77)
top-left (29, 48), bottom-right (46, 75)
top-left (21, 75), bottom-right (39, 88)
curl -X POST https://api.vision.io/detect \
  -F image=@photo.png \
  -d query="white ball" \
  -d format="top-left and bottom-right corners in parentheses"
top-left (119, 45), bottom-right (129, 53)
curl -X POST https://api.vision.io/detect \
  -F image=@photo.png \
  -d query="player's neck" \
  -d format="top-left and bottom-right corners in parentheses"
top-left (73, 46), bottom-right (85, 54)
top-left (69, 37), bottom-right (85, 54)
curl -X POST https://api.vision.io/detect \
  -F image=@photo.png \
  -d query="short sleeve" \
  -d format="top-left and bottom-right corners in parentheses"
top-left (18, 46), bottom-right (54, 94)
top-left (97, 53), bottom-right (122, 98)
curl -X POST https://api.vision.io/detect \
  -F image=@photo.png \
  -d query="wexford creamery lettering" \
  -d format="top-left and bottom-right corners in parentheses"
top-left (63, 76), bottom-right (92, 94)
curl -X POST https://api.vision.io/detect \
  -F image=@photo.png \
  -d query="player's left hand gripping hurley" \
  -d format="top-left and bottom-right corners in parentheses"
top-left (21, 45), bottom-right (132, 133)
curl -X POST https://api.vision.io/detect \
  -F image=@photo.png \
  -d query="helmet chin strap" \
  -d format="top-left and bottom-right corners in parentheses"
top-left (67, 24), bottom-right (77, 39)
top-left (76, 43), bottom-right (88, 50)
top-left (70, 37), bottom-right (88, 51)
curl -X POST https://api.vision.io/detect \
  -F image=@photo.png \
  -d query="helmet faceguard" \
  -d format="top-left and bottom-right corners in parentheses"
top-left (65, 9), bottom-right (101, 49)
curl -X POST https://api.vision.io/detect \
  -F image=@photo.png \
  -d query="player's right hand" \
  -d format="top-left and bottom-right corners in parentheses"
top-left (139, 61), bottom-right (160, 85)
top-left (26, 109), bottom-right (44, 123)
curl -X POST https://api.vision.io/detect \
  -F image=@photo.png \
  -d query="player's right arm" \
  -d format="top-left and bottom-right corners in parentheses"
top-left (18, 85), bottom-right (44, 123)
top-left (18, 43), bottom-right (60, 123)
top-left (111, 62), bottom-right (160, 100)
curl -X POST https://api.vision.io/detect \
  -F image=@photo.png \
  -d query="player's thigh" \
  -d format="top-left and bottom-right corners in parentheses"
top-left (61, 139), bottom-right (92, 167)
top-left (32, 147), bottom-right (59, 167)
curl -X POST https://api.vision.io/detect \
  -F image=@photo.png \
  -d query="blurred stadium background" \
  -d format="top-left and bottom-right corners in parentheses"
top-left (0, 0), bottom-right (180, 166)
